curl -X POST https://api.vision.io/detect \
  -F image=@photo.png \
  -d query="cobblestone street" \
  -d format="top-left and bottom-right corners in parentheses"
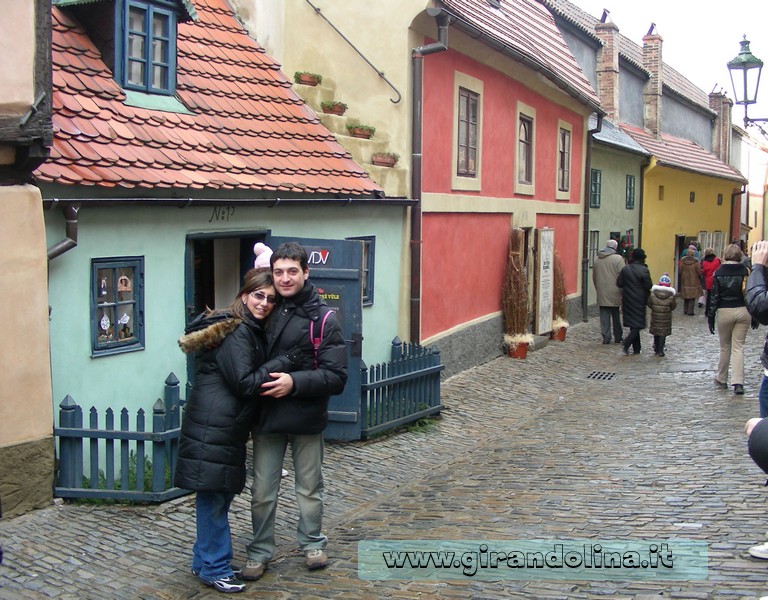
top-left (3, 307), bottom-right (768, 599)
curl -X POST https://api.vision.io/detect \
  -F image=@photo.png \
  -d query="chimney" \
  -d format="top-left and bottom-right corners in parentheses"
top-left (594, 10), bottom-right (620, 121)
top-left (642, 24), bottom-right (663, 137)
top-left (709, 90), bottom-right (733, 164)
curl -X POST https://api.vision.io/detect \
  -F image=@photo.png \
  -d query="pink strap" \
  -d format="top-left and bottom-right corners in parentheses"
top-left (309, 311), bottom-right (332, 368)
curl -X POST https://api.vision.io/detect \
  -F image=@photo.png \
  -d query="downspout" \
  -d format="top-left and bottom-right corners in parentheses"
top-left (47, 203), bottom-right (80, 260)
top-left (731, 188), bottom-right (743, 242)
top-left (410, 8), bottom-right (449, 343)
top-left (581, 113), bottom-right (603, 322)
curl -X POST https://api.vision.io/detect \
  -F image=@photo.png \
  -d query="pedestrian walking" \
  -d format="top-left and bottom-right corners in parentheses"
top-left (592, 238), bottom-right (625, 345)
top-left (617, 248), bottom-right (653, 355)
top-left (175, 270), bottom-right (303, 594)
top-left (700, 247), bottom-right (721, 312)
top-left (708, 243), bottom-right (752, 395)
top-left (244, 242), bottom-right (348, 580)
top-left (745, 240), bottom-right (768, 416)
top-left (647, 273), bottom-right (676, 357)
top-left (679, 248), bottom-right (703, 316)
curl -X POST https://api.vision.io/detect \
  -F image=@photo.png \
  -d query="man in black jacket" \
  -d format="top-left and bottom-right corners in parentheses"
top-left (746, 240), bottom-right (768, 415)
top-left (616, 248), bottom-right (653, 356)
top-left (243, 242), bottom-right (347, 580)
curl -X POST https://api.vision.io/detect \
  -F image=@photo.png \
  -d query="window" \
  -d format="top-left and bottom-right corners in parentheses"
top-left (518, 116), bottom-right (533, 185)
top-left (588, 230), bottom-right (600, 267)
top-left (457, 88), bottom-right (478, 178)
top-left (659, 185), bottom-right (665, 201)
top-left (717, 193), bottom-right (723, 206)
top-left (451, 72), bottom-right (483, 191)
top-left (557, 127), bottom-right (571, 193)
top-left (590, 169), bottom-right (602, 208)
top-left (121, 0), bottom-right (177, 94)
top-left (625, 175), bottom-right (636, 210)
top-left (92, 257), bottom-right (145, 356)
top-left (347, 236), bottom-right (375, 306)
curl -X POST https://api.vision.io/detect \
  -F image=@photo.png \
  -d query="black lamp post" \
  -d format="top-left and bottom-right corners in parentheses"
top-left (727, 36), bottom-right (766, 128)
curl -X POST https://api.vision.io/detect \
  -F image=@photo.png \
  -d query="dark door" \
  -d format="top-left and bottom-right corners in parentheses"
top-left (268, 236), bottom-right (364, 441)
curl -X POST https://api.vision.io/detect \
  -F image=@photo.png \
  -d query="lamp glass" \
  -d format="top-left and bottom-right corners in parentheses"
top-left (727, 37), bottom-right (764, 105)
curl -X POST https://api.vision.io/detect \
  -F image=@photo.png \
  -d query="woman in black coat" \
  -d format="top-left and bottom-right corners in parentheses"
top-left (175, 270), bottom-right (300, 593)
top-left (617, 248), bottom-right (653, 355)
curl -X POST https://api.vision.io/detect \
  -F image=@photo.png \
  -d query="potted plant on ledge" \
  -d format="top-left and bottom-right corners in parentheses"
top-left (550, 252), bottom-right (569, 341)
top-left (371, 152), bottom-right (399, 167)
top-left (294, 71), bottom-right (322, 86)
top-left (321, 100), bottom-right (348, 115)
top-left (346, 123), bottom-right (376, 139)
top-left (501, 228), bottom-right (533, 359)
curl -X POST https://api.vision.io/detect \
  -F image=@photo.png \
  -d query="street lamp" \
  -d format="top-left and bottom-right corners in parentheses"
top-left (727, 36), bottom-right (766, 128)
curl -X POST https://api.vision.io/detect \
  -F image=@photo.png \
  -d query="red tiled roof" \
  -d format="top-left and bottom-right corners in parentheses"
top-left (620, 125), bottom-right (746, 183)
top-left (440, 0), bottom-right (601, 112)
top-left (36, 0), bottom-right (382, 196)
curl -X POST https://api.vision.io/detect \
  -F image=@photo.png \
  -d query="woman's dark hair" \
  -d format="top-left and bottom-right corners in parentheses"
top-left (229, 270), bottom-right (274, 320)
top-left (630, 248), bottom-right (646, 263)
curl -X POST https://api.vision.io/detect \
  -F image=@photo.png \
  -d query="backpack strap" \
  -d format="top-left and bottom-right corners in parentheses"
top-left (309, 309), bottom-right (333, 369)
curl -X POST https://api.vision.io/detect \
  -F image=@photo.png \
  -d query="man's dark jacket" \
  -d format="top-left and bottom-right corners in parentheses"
top-left (255, 281), bottom-right (347, 435)
top-left (617, 261), bottom-right (653, 329)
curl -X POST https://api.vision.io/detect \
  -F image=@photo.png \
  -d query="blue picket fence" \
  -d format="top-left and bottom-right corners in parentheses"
top-left (54, 373), bottom-right (188, 502)
top-left (360, 338), bottom-right (444, 439)
top-left (54, 340), bottom-right (443, 501)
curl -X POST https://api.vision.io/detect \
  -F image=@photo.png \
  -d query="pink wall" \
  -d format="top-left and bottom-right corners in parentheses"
top-left (418, 46), bottom-right (586, 338)
top-left (421, 213), bottom-right (511, 339)
top-left (422, 48), bottom-right (584, 201)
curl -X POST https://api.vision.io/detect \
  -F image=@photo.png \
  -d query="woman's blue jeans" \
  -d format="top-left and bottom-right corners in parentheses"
top-left (192, 491), bottom-right (236, 582)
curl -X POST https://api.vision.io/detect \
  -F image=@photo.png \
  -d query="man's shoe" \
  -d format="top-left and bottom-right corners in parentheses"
top-left (305, 548), bottom-right (329, 570)
top-left (749, 542), bottom-right (768, 559)
top-left (734, 384), bottom-right (745, 395)
top-left (192, 565), bottom-right (242, 578)
top-left (602, 340), bottom-right (611, 345)
top-left (614, 338), bottom-right (624, 344)
top-left (621, 347), bottom-right (629, 356)
top-left (240, 560), bottom-right (266, 581)
top-left (658, 351), bottom-right (665, 357)
top-left (202, 575), bottom-right (246, 594)
top-left (714, 378), bottom-right (728, 389)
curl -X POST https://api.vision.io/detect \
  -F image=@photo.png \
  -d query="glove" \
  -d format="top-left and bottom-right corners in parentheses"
top-left (708, 318), bottom-right (715, 335)
top-left (753, 318), bottom-right (760, 330)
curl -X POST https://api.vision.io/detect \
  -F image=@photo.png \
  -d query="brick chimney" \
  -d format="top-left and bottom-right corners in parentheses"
top-left (594, 10), bottom-right (620, 121)
top-left (709, 90), bottom-right (733, 165)
top-left (642, 24), bottom-right (663, 137)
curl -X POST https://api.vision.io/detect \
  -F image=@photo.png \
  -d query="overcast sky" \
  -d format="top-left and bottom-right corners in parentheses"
top-left (568, 0), bottom-right (768, 128)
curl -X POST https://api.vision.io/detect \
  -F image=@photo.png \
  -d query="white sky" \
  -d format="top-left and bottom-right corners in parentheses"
top-left (569, 0), bottom-right (768, 128)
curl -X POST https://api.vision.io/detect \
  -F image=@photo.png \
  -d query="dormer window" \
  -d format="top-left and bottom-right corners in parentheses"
top-left (55, 0), bottom-right (196, 99)
top-left (121, 0), bottom-right (177, 95)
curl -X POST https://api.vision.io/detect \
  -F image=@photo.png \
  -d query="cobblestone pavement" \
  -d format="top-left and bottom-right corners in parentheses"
top-left (4, 306), bottom-right (768, 599)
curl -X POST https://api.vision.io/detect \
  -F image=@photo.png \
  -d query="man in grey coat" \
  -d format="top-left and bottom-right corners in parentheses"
top-left (592, 239), bottom-right (626, 344)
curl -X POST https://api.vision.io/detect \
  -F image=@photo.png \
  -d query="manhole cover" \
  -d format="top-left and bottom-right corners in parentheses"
top-left (587, 371), bottom-right (618, 381)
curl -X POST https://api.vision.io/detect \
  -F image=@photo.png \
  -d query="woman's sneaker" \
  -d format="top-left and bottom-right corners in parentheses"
top-left (202, 575), bottom-right (246, 594)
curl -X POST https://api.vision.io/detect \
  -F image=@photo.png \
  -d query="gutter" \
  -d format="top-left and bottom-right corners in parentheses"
top-left (581, 113), bottom-right (603, 321)
top-left (410, 8), bottom-right (450, 343)
top-left (47, 202), bottom-right (80, 260)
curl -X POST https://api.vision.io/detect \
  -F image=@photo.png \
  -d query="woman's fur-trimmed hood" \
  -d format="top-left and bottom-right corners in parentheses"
top-left (178, 313), bottom-right (242, 354)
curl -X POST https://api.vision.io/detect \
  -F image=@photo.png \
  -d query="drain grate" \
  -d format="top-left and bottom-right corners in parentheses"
top-left (587, 371), bottom-right (618, 381)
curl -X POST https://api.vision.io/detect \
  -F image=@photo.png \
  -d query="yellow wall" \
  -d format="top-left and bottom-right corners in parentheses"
top-left (642, 162), bottom-right (738, 281)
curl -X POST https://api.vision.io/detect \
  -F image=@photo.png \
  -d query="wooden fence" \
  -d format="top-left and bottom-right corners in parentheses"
top-left (54, 373), bottom-right (188, 502)
top-left (360, 338), bottom-right (444, 439)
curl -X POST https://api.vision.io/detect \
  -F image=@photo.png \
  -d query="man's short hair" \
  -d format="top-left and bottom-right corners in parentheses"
top-left (271, 241), bottom-right (309, 271)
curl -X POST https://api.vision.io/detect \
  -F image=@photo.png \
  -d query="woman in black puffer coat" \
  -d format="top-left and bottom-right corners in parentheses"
top-left (617, 248), bottom-right (653, 355)
top-left (174, 270), bottom-right (301, 591)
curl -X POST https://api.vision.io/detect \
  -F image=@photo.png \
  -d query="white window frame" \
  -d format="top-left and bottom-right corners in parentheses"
top-left (515, 101), bottom-right (536, 196)
top-left (451, 72), bottom-right (483, 192)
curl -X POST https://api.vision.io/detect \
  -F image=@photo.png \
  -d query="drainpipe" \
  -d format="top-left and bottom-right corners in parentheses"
top-left (581, 114), bottom-right (603, 322)
top-left (410, 8), bottom-right (449, 343)
top-left (47, 203), bottom-right (80, 260)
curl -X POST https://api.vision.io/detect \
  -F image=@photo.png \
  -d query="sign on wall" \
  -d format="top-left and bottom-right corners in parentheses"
top-left (535, 228), bottom-right (554, 335)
